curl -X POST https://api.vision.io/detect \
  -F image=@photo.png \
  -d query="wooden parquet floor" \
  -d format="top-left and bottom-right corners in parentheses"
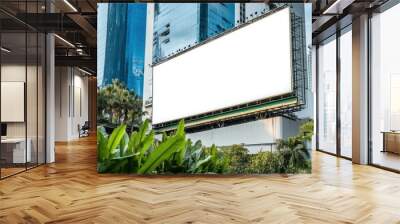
top-left (1, 136), bottom-right (400, 224)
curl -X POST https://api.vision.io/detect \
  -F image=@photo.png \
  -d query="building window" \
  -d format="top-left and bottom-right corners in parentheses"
top-left (339, 27), bottom-right (352, 158)
top-left (317, 36), bottom-right (337, 154)
top-left (371, 3), bottom-right (400, 171)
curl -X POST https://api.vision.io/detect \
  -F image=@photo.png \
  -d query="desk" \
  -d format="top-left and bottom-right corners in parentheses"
top-left (1, 138), bottom-right (31, 163)
top-left (382, 131), bottom-right (400, 154)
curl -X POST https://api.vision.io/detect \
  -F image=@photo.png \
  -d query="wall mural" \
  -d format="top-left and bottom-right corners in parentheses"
top-left (97, 3), bottom-right (313, 174)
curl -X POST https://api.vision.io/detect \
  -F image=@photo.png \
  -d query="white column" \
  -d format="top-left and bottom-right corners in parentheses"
top-left (352, 14), bottom-right (369, 164)
top-left (46, 32), bottom-right (55, 163)
top-left (312, 45), bottom-right (317, 150)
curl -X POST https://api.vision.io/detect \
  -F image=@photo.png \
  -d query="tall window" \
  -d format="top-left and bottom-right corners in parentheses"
top-left (371, 3), bottom-right (400, 171)
top-left (0, 1), bottom-right (46, 179)
top-left (317, 36), bottom-right (337, 154)
top-left (339, 28), bottom-right (352, 158)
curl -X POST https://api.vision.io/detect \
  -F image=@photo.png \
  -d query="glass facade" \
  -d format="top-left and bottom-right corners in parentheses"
top-left (126, 4), bottom-right (147, 95)
top-left (100, 3), bottom-right (147, 97)
top-left (0, 1), bottom-right (46, 179)
top-left (102, 4), bottom-right (128, 87)
top-left (371, 3), bottom-right (400, 171)
top-left (235, 3), bottom-right (281, 25)
top-left (314, 1), bottom-right (400, 172)
top-left (317, 36), bottom-right (337, 154)
top-left (316, 27), bottom-right (353, 158)
top-left (152, 3), bottom-right (235, 63)
top-left (339, 28), bottom-right (352, 158)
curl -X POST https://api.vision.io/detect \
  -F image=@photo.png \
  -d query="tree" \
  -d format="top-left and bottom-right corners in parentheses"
top-left (97, 79), bottom-right (145, 132)
top-left (276, 136), bottom-right (310, 173)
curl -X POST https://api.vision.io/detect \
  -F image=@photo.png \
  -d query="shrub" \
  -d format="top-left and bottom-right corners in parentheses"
top-left (247, 151), bottom-right (280, 174)
top-left (220, 145), bottom-right (250, 174)
top-left (299, 119), bottom-right (314, 142)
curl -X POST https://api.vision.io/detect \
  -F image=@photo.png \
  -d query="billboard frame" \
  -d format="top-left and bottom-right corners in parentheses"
top-left (151, 5), bottom-right (307, 132)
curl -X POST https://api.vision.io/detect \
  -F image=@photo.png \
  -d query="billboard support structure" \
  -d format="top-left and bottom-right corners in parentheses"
top-left (291, 11), bottom-right (307, 109)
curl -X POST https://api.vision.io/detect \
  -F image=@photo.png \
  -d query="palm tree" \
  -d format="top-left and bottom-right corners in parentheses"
top-left (276, 136), bottom-right (310, 173)
top-left (97, 79), bottom-right (145, 133)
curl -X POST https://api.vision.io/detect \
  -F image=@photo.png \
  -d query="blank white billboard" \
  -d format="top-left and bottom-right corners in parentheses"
top-left (152, 7), bottom-right (293, 125)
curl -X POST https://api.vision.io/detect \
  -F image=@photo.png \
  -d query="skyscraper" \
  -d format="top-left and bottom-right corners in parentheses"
top-left (235, 3), bottom-right (281, 26)
top-left (101, 3), bottom-right (147, 97)
top-left (125, 4), bottom-right (147, 95)
top-left (102, 4), bottom-right (128, 86)
top-left (152, 3), bottom-right (235, 63)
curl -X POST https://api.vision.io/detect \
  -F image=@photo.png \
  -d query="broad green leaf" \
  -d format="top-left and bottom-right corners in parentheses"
top-left (127, 131), bottom-right (138, 154)
top-left (138, 130), bottom-right (155, 166)
top-left (138, 120), bottom-right (150, 142)
top-left (140, 130), bottom-right (154, 155)
top-left (138, 135), bottom-right (185, 174)
top-left (111, 152), bottom-right (140, 161)
top-left (177, 140), bottom-right (187, 166)
top-left (132, 132), bottom-right (141, 151)
top-left (191, 155), bottom-right (211, 173)
top-left (106, 124), bottom-right (127, 153)
top-left (97, 128), bottom-right (108, 161)
top-left (120, 132), bottom-right (129, 156)
top-left (176, 120), bottom-right (185, 138)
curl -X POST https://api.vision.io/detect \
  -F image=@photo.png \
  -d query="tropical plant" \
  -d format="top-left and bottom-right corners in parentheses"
top-left (97, 79), bottom-right (145, 132)
top-left (299, 119), bottom-right (314, 142)
top-left (220, 145), bottom-right (250, 174)
top-left (138, 120), bottom-right (186, 174)
top-left (97, 119), bottom-right (314, 174)
top-left (183, 143), bottom-right (229, 174)
top-left (97, 120), bottom-right (155, 173)
top-left (276, 136), bottom-right (310, 173)
top-left (247, 151), bottom-right (280, 174)
top-left (202, 144), bottom-right (230, 173)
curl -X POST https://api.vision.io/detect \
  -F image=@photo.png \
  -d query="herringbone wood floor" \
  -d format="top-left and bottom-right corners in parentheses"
top-left (1, 136), bottom-right (400, 224)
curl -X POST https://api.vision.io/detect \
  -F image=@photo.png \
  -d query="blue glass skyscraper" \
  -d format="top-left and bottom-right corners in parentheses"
top-left (152, 3), bottom-right (235, 63)
top-left (125, 4), bottom-right (147, 95)
top-left (101, 3), bottom-right (147, 97)
top-left (102, 4), bottom-right (128, 86)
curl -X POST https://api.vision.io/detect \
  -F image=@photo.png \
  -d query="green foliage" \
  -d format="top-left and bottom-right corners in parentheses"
top-left (184, 143), bottom-right (229, 174)
top-left (138, 120), bottom-right (186, 174)
top-left (247, 151), bottom-right (280, 174)
top-left (97, 79), bottom-right (145, 132)
top-left (97, 120), bottom-right (153, 173)
top-left (221, 145), bottom-right (250, 174)
top-left (299, 119), bottom-right (314, 142)
top-left (276, 136), bottom-right (310, 173)
top-left (97, 119), bottom-right (314, 174)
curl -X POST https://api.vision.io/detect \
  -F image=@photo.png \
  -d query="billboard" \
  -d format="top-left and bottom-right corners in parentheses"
top-left (152, 7), bottom-right (294, 126)
top-left (97, 3), bottom-right (312, 175)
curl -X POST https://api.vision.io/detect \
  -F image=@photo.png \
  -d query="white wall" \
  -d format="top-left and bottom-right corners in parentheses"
top-left (1, 65), bottom-right (38, 138)
top-left (187, 117), bottom-right (305, 153)
top-left (1, 63), bottom-right (47, 163)
top-left (55, 67), bottom-right (89, 141)
top-left (55, 67), bottom-right (69, 141)
top-left (281, 118), bottom-right (302, 139)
